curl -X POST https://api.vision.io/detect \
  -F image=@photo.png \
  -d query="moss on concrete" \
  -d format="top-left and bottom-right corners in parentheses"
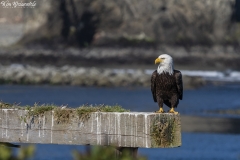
top-left (150, 114), bottom-right (178, 147)
top-left (26, 104), bottom-right (56, 117)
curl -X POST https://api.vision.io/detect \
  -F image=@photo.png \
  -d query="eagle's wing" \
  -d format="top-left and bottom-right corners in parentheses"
top-left (151, 70), bottom-right (157, 102)
top-left (174, 70), bottom-right (183, 100)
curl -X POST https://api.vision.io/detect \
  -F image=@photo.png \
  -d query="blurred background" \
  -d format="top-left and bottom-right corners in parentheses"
top-left (0, 0), bottom-right (240, 159)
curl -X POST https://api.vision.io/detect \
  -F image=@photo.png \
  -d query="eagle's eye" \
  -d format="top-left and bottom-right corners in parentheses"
top-left (161, 58), bottom-right (165, 60)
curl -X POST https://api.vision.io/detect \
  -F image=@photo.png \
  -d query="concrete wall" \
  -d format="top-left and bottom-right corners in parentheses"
top-left (0, 109), bottom-right (181, 148)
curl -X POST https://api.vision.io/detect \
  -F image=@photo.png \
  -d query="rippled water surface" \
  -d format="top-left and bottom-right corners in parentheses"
top-left (0, 84), bottom-right (239, 160)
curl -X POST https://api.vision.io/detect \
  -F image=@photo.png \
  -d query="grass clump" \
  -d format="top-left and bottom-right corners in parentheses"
top-left (77, 104), bottom-right (129, 121)
top-left (26, 103), bottom-right (56, 117)
top-left (100, 105), bottom-right (130, 112)
top-left (18, 103), bottom-right (56, 123)
top-left (0, 102), bottom-right (130, 123)
top-left (0, 101), bottom-right (17, 109)
top-left (77, 106), bottom-right (99, 122)
top-left (77, 104), bottom-right (129, 113)
top-left (54, 108), bottom-right (74, 124)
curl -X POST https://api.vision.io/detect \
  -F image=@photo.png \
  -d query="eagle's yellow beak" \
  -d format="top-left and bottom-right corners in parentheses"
top-left (155, 58), bottom-right (162, 64)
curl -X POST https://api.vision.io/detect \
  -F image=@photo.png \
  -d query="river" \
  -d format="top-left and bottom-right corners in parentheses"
top-left (0, 84), bottom-right (239, 160)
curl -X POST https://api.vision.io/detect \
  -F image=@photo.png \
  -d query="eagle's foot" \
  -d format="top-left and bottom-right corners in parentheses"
top-left (155, 108), bottom-right (164, 113)
top-left (169, 108), bottom-right (178, 114)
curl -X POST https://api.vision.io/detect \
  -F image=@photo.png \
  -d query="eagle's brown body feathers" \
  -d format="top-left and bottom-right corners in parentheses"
top-left (151, 70), bottom-right (183, 109)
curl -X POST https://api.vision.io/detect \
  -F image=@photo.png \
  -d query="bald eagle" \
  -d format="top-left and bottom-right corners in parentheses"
top-left (151, 54), bottom-right (183, 114)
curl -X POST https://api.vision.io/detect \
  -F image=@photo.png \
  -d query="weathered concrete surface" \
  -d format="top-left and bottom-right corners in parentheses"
top-left (0, 109), bottom-right (181, 148)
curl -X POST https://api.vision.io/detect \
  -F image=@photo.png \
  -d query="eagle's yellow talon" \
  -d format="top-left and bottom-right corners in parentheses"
top-left (169, 108), bottom-right (178, 114)
top-left (156, 108), bottom-right (164, 113)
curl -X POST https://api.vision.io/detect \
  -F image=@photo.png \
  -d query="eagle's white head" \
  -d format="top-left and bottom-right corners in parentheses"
top-left (155, 54), bottom-right (174, 75)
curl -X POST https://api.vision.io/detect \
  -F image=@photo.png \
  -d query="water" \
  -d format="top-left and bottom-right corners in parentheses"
top-left (0, 84), bottom-right (239, 115)
top-left (29, 133), bottom-right (240, 160)
top-left (141, 133), bottom-right (240, 160)
top-left (0, 84), bottom-right (240, 160)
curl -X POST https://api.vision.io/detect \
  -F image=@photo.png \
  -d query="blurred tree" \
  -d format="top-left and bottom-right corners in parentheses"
top-left (75, 10), bottom-right (98, 47)
top-left (59, 0), bottom-right (71, 41)
top-left (232, 0), bottom-right (240, 22)
top-left (20, 0), bottom-right (238, 48)
top-left (0, 145), bottom-right (35, 160)
top-left (72, 146), bottom-right (146, 160)
top-left (21, 0), bottom-right (99, 48)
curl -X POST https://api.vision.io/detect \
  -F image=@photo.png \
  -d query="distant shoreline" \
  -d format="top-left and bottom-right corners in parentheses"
top-left (1, 46), bottom-right (240, 70)
top-left (0, 46), bottom-right (239, 88)
top-left (0, 63), bottom-right (239, 88)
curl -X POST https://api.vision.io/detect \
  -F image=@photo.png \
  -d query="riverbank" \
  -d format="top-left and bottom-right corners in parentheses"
top-left (0, 64), bottom-right (210, 88)
top-left (1, 46), bottom-right (240, 70)
top-left (0, 63), bottom-right (239, 88)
